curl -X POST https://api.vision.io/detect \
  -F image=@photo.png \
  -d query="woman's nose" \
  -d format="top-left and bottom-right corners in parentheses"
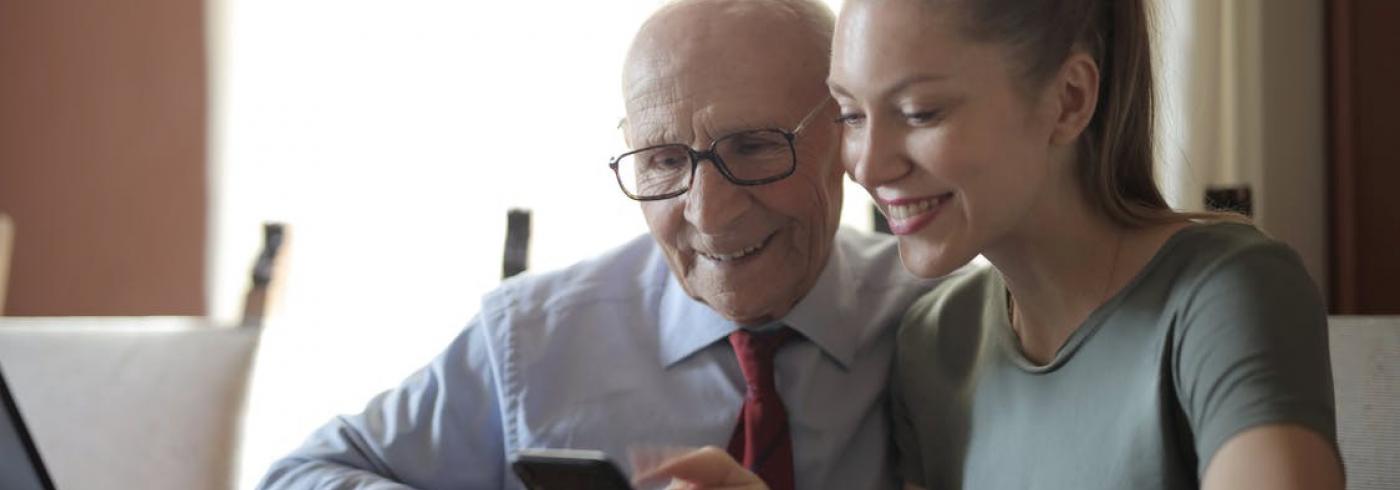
top-left (845, 122), bottom-right (909, 188)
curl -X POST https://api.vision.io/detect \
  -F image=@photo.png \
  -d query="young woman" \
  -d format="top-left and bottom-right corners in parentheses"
top-left (646, 0), bottom-right (1343, 489)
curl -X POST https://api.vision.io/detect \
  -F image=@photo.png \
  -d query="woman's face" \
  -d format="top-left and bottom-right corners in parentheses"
top-left (828, 0), bottom-right (1064, 278)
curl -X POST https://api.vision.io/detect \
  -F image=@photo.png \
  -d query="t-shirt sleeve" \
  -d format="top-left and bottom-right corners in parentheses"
top-left (890, 368), bottom-right (926, 487)
top-left (1173, 240), bottom-right (1338, 478)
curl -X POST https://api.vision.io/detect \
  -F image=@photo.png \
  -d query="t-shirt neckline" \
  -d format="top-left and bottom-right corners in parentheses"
top-left (993, 222), bottom-right (1219, 373)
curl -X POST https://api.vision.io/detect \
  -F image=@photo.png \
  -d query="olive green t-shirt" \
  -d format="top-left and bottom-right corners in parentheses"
top-left (892, 223), bottom-right (1338, 489)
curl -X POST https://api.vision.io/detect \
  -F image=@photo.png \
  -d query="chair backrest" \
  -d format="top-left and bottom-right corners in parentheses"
top-left (0, 213), bottom-right (12, 315)
top-left (0, 318), bottom-right (260, 490)
top-left (1329, 315), bottom-right (1400, 490)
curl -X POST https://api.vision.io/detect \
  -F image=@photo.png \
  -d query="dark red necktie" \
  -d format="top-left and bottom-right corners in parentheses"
top-left (727, 327), bottom-right (797, 490)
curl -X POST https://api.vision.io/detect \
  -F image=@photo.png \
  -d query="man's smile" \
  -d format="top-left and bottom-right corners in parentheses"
top-left (696, 232), bottom-right (777, 263)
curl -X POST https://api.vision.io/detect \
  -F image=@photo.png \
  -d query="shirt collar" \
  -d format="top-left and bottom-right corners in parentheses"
top-left (656, 240), bottom-right (857, 369)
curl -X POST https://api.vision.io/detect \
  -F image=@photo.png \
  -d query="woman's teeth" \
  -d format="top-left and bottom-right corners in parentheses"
top-left (887, 194), bottom-right (950, 220)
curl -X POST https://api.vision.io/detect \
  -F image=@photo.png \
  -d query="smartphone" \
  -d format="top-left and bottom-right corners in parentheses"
top-left (511, 448), bottom-right (635, 490)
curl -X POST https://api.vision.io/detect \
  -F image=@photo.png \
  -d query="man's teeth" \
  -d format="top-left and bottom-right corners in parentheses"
top-left (887, 195), bottom-right (949, 220)
top-left (701, 241), bottom-right (765, 262)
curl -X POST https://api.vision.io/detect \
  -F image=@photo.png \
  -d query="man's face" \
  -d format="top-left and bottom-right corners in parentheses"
top-left (622, 10), bottom-right (843, 326)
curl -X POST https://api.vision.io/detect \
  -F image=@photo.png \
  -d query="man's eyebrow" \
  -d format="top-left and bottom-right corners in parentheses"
top-left (631, 123), bottom-right (682, 148)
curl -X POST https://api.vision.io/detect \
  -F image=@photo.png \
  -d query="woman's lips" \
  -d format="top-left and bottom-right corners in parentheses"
top-left (880, 193), bottom-right (953, 235)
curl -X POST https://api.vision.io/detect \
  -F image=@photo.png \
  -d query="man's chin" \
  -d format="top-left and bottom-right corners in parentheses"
top-left (713, 305), bottom-right (780, 327)
top-left (675, 252), bottom-right (802, 324)
top-left (698, 287), bottom-right (800, 326)
top-left (678, 285), bottom-right (765, 324)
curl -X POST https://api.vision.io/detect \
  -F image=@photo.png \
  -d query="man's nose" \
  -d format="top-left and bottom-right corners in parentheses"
top-left (847, 122), bottom-right (909, 189)
top-left (683, 159), bottom-right (750, 234)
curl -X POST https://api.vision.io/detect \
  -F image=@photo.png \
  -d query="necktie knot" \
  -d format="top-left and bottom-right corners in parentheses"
top-left (726, 326), bottom-right (797, 490)
top-left (728, 327), bottom-right (795, 392)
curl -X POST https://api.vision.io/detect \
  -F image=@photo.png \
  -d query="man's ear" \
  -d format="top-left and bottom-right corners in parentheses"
top-left (619, 117), bottom-right (632, 148)
top-left (1048, 52), bottom-right (1100, 146)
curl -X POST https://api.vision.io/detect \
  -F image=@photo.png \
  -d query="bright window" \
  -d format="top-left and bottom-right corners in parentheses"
top-left (210, 1), bottom-right (856, 487)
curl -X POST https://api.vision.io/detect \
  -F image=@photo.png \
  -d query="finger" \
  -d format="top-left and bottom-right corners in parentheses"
top-left (635, 446), bottom-right (762, 488)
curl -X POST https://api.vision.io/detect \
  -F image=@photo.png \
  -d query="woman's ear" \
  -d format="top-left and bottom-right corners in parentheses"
top-left (1048, 52), bottom-right (1100, 146)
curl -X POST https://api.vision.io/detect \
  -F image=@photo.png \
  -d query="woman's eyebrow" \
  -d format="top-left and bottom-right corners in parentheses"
top-left (887, 73), bottom-right (952, 96)
top-left (828, 72), bottom-right (953, 100)
top-left (827, 80), bottom-right (852, 97)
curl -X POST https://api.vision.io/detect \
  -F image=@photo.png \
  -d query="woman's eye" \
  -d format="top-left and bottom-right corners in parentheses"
top-left (835, 113), bottom-right (866, 127)
top-left (904, 109), bottom-right (943, 125)
top-left (903, 110), bottom-right (942, 125)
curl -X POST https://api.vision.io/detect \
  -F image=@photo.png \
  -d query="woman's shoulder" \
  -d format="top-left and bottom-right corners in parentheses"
top-left (1147, 220), bottom-right (1328, 360)
top-left (1169, 220), bottom-right (1287, 259)
top-left (1151, 221), bottom-right (1315, 299)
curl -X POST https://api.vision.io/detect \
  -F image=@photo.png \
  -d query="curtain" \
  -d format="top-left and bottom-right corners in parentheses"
top-left (1154, 0), bottom-right (1328, 286)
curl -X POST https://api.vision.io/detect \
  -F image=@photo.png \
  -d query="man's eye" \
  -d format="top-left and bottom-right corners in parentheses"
top-left (648, 155), bottom-right (688, 168)
top-left (735, 141), bottom-right (779, 154)
top-left (636, 148), bottom-right (689, 170)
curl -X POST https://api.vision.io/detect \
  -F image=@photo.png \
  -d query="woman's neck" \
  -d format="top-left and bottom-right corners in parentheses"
top-left (984, 188), bottom-right (1189, 364)
top-left (987, 199), bottom-right (1119, 362)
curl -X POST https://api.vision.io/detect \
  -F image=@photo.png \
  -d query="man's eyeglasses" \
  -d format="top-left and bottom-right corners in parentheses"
top-left (609, 97), bottom-right (831, 201)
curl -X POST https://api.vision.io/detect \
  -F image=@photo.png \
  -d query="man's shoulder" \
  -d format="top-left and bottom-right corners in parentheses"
top-left (467, 235), bottom-right (674, 381)
top-left (832, 227), bottom-right (932, 293)
top-left (481, 233), bottom-right (669, 319)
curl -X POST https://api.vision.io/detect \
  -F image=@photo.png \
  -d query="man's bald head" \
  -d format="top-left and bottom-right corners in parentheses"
top-left (630, 0), bottom-right (835, 59)
top-left (623, 0), bottom-right (836, 111)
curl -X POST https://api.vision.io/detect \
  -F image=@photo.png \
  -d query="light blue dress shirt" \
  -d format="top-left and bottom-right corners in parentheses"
top-left (259, 228), bottom-right (934, 490)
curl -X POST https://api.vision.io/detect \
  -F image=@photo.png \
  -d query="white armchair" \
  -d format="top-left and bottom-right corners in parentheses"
top-left (1330, 315), bottom-right (1400, 489)
top-left (0, 317), bottom-right (260, 490)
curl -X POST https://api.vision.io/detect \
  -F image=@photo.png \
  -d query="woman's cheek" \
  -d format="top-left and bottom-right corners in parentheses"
top-left (840, 132), bottom-right (864, 174)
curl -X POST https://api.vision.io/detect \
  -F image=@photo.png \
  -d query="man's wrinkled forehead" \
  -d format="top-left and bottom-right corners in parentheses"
top-left (625, 6), bottom-right (802, 97)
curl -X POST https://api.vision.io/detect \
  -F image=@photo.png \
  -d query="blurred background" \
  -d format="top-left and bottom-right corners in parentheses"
top-left (0, 0), bottom-right (1396, 488)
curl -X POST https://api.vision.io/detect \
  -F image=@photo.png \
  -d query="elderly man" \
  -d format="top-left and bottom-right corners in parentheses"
top-left (259, 1), bottom-right (931, 489)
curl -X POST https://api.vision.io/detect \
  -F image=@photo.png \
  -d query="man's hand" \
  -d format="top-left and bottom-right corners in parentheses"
top-left (633, 446), bottom-right (768, 490)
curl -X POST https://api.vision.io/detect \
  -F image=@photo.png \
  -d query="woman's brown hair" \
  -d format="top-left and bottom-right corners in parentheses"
top-left (946, 0), bottom-right (1200, 228)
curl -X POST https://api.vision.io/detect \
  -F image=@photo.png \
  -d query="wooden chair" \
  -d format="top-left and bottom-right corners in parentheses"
top-left (0, 213), bottom-right (12, 315)
top-left (240, 223), bottom-right (286, 328)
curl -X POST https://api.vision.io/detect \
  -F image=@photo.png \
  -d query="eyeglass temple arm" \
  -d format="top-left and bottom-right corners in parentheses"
top-left (792, 96), bottom-right (833, 134)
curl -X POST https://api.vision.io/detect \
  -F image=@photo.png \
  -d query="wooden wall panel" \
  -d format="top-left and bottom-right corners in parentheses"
top-left (0, 0), bottom-right (206, 315)
top-left (1329, 0), bottom-right (1400, 314)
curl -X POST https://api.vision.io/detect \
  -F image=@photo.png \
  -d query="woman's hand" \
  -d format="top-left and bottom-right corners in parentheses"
top-left (1201, 424), bottom-right (1343, 490)
top-left (633, 446), bottom-right (768, 490)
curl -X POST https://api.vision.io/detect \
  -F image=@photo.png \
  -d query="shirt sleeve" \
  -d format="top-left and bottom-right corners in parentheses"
top-left (1173, 240), bottom-right (1338, 478)
top-left (257, 313), bottom-right (508, 489)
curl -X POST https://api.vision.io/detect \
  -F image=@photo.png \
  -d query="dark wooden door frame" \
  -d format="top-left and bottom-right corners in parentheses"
top-left (1327, 0), bottom-right (1357, 314)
